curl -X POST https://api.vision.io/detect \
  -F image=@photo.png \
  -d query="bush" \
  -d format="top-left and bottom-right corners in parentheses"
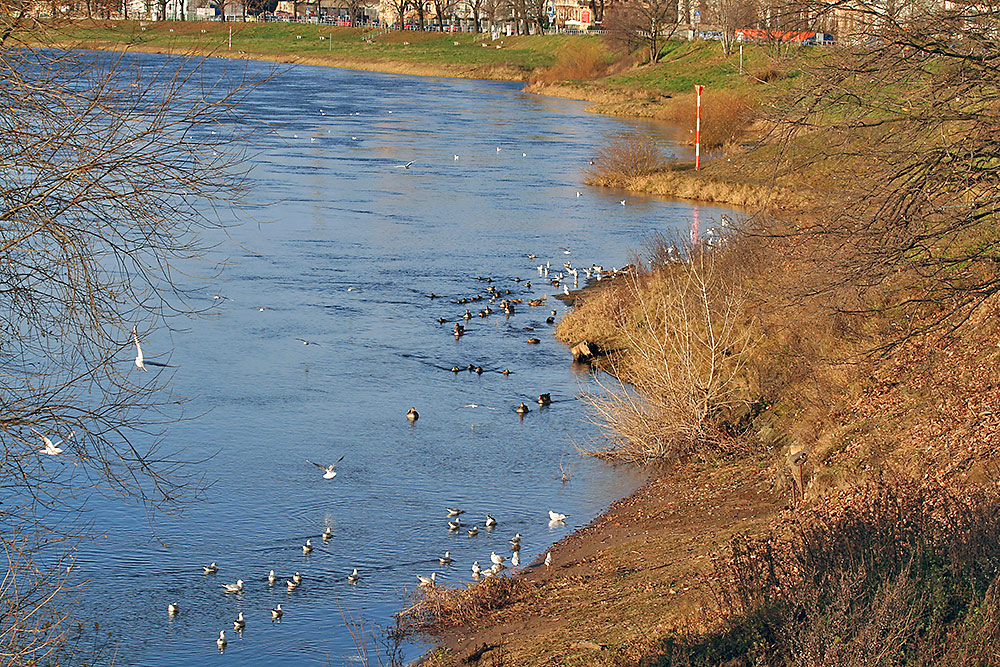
top-left (588, 132), bottom-right (663, 184)
top-left (397, 576), bottom-right (524, 635)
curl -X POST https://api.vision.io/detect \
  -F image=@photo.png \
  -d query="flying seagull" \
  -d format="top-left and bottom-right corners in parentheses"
top-left (306, 455), bottom-right (345, 479)
top-left (132, 326), bottom-right (175, 371)
top-left (394, 161), bottom-right (415, 169)
top-left (295, 338), bottom-right (321, 346)
top-left (31, 428), bottom-right (72, 456)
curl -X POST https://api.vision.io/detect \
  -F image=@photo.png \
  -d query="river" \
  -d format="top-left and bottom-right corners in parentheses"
top-left (72, 54), bottom-right (735, 665)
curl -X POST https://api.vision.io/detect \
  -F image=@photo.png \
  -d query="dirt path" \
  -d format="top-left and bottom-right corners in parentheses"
top-left (422, 460), bottom-right (788, 666)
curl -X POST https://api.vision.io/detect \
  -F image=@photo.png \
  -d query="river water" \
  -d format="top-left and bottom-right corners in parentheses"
top-left (73, 54), bottom-right (734, 665)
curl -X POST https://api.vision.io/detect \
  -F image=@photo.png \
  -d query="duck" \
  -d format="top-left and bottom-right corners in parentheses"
top-left (446, 507), bottom-right (465, 517)
top-left (348, 568), bottom-right (360, 584)
top-left (167, 603), bottom-right (179, 616)
top-left (203, 562), bottom-right (218, 575)
top-left (233, 611), bottom-right (246, 631)
top-left (217, 630), bottom-right (228, 650)
top-left (546, 310), bottom-right (556, 324)
top-left (448, 519), bottom-right (462, 531)
top-left (287, 579), bottom-right (300, 591)
top-left (439, 551), bottom-right (454, 565)
top-left (515, 403), bottom-right (530, 414)
top-left (406, 407), bottom-right (419, 422)
top-left (222, 579), bottom-right (244, 594)
top-left (322, 527), bottom-right (333, 541)
top-left (271, 604), bottom-right (283, 620)
top-left (303, 539), bottom-right (313, 555)
top-left (538, 393), bottom-right (552, 406)
top-left (485, 514), bottom-right (497, 528)
top-left (268, 569), bottom-right (278, 585)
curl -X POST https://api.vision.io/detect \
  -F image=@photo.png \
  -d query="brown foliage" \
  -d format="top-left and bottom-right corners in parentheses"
top-left (588, 132), bottom-right (664, 183)
top-left (533, 41), bottom-right (612, 84)
top-left (398, 576), bottom-right (525, 635)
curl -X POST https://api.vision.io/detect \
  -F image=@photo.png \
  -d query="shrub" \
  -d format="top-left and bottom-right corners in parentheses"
top-left (588, 132), bottom-right (664, 184)
top-left (397, 576), bottom-right (524, 635)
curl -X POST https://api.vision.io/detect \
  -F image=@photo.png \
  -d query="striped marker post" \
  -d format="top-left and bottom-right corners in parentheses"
top-left (228, 24), bottom-right (232, 51)
top-left (694, 84), bottom-right (704, 170)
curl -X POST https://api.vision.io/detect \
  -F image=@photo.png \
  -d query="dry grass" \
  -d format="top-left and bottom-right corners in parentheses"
top-left (532, 41), bottom-right (612, 84)
top-left (398, 576), bottom-right (525, 635)
top-left (654, 91), bottom-right (758, 149)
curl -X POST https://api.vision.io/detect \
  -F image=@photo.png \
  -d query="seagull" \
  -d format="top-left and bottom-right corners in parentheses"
top-left (30, 428), bottom-right (71, 456)
top-left (448, 519), bottom-right (462, 531)
top-left (306, 455), bottom-right (345, 479)
top-left (620, 199), bottom-right (626, 206)
top-left (563, 285), bottom-right (570, 296)
top-left (322, 527), bottom-right (333, 541)
top-left (348, 568), bottom-right (360, 584)
top-left (292, 572), bottom-right (302, 584)
top-left (167, 603), bottom-right (179, 615)
top-left (511, 551), bottom-right (520, 568)
top-left (468, 526), bottom-right (479, 536)
top-left (439, 551), bottom-right (454, 565)
top-left (496, 147), bottom-right (502, 153)
top-left (271, 604), bottom-right (283, 620)
top-left (472, 561), bottom-right (482, 576)
top-left (490, 551), bottom-right (506, 567)
top-left (454, 154), bottom-right (459, 160)
top-left (132, 326), bottom-right (175, 371)
top-left (233, 611), bottom-right (246, 631)
top-left (394, 161), bottom-right (415, 169)
top-left (416, 572), bottom-right (437, 587)
top-left (203, 562), bottom-right (218, 574)
top-left (509, 533), bottom-right (522, 546)
top-left (287, 579), bottom-right (300, 591)
top-left (302, 539), bottom-right (313, 555)
top-left (485, 514), bottom-right (497, 528)
top-left (446, 508), bottom-right (465, 517)
top-left (406, 407), bottom-right (419, 422)
top-left (545, 551), bottom-right (552, 569)
top-left (522, 152), bottom-right (526, 157)
top-left (548, 510), bottom-right (568, 522)
top-left (576, 191), bottom-right (582, 197)
top-left (295, 338), bottom-right (321, 346)
top-left (268, 569), bottom-right (278, 585)
top-left (222, 579), bottom-right (244, 593)
top-left (217, 630), bottom-right (227, 650)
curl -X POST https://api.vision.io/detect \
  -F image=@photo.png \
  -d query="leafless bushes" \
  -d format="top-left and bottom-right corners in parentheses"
top-left (581, 240), bottom-right (760, 463)
top-left (587, 133), bottom-right (664, 185)
top-left (397, 576), bottom-right (524, 635)
top-left (657, 481), bottom-right (1000, 666)
top-left (533, 41), bottom-right (612, 84)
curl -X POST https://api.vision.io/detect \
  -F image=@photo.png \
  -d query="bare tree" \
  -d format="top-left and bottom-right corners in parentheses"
top-left (603, 0), bottom-right (679, 63)
top-left (0, 15), bottom-right (265, 661)
top-left (432, 0), bottom-right (454, 29)
top-left (707, 0), bottom-right (756, 55)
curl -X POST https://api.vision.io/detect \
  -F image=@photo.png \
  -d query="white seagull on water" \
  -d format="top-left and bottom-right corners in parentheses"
top-left (306, 455), bottom-right (345, 479)
top-left (233, 611), bottom-right (246, 631)
top-left (348, 568), bottom-right (360, 584)
top-left (222, 579), bottom-right (244, 594)
top-left (203, 562), bottom-right (218, 574)
top-left (394, 161), bottom-right (415, 169)
top-left (548, 510), bottom-right (568, 522)
top-left (217, 630), bottom-right (227, 650)
top-left (417, 572), bottom-right (437, 587)
top-left (272, 604), bottom-right (283, 620)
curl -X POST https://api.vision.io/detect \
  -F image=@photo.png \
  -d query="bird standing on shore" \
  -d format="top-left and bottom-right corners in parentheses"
top-left (545, 551), bottom-right (552, 569)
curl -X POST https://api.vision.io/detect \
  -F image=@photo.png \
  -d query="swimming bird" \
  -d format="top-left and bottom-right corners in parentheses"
top-left (490, 551), bottom-right (506, 567)
top-left (292, 572), bottom-right (303, 584)
top-left (468, 526), bottom-right (479, 536)
top-left (576, 191), bottom-right (582, 197)
top-left (31, 428), bottom-right (71, 456)
top-left (417, 572), bottom-right (437, 587)
top-left (496, 147), bottom-right (502, 152)
top-left (203, 562), bottom-right (218, 574)
top-left (268, 569), bottom-right (278, 585)
top-left (454, 154), bottom-right (459, 160)
top-left (620, 199), bottom-right (626, 206)
top-left (132, 326), bottom-right (174, 371)
top-left (394, 161), bottom-right (415, 169)
top-left (545, 551), bottom-right (552, 569)
top-left (222, 579), bottom-right (244, 593)
top-left (348, 568), bottom-right (360, 584)
top-left (322, 527), bottom-right (333, 541)
top-left (233, 611), bottom-right (246, 631)
top-left (472, 561), bottom-right (482, 576)
top-left (548, 510), bottom-right (568, 522)
top-left (217, 630), bottom-right (227, 650)
top-left (546, 310), bottom-right (556, 324)
top-left (406, 407), bottom-right (419, 421)
top-left (303, 539), bottom-right (313, 555)
top-left (167, 603), bottom-right (179, 615)
top-left (287, 579), bottom-right (300, 591)
top-left (511, 551), bottom-right (520, 568)
top-left (446, 507), bottom-right (465, 517)
top-left (515, 403), bottom-right (530, 414)
top-left (271, 604), bottom-right (283, 620)
top-left (538, 393), bottom-right (552, 406)
top-left (563, 285), bottom-right (570, 296)
top-left (448, 519), bottom-right (462, 531)
top-left (306, 455), bottom-right (345, 479)
top-left (485, 514), bottom-right (497, 528)
top-left (439, 551), bottom-right (454, 565)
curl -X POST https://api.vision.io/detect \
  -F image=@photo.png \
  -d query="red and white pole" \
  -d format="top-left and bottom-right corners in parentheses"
top-left (694, 84), bottom-right (704, 170)
top-left (228, 24), bottom-right (232, 51)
